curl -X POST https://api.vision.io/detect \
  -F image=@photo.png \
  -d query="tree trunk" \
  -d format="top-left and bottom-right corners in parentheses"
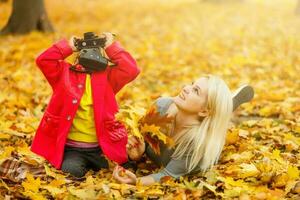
top-left (296, 0), bottom-right (300, 15)
top-left (1, 0), bottom-right (54, 35)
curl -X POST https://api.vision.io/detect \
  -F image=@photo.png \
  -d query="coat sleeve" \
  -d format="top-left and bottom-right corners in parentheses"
top-left (149, 158), bottom-right (189, 182)
top-left (36, 39), bottom-right (73, 90)
top-left (104, 41), bottom-right (140, 94)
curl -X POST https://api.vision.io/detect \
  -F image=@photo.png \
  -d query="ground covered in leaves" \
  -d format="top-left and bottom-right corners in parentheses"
top-left (0, 0), bottom-right (300, 199)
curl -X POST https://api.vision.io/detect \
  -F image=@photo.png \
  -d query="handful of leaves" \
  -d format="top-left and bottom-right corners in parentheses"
top-left (116, 103), bottom-right (174, 154)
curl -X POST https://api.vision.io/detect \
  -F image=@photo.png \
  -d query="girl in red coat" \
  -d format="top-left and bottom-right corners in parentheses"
top-left (30, 32), bottom-right (140, 177)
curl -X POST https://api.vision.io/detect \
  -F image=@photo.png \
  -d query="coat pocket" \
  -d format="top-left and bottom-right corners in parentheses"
top-left (104, 119), bottom-right (127, 142)
top-left (41, 111), bottom-right (61, 138)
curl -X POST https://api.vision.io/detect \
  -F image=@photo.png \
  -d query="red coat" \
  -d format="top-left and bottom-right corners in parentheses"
top-left (30, 39), bottom-right (140, 169)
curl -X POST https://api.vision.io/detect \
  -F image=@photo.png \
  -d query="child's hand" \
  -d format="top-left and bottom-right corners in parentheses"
top-left (126, 136), bottom-right (145, 161)
top-left (100, 32), bottom-right (115, 49)
top-left (69, 36), bottom-right (79, 52)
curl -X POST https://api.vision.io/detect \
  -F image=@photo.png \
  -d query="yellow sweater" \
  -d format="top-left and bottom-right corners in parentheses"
top-left (67, 74), bottom-right (97, 142)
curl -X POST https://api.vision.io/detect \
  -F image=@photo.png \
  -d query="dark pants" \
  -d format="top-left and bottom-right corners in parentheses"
top-left (61, 146), bottom-right (109, 178)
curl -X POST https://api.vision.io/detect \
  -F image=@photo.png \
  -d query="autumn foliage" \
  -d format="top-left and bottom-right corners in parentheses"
top-left (0, 0), bottom-right (300, 199)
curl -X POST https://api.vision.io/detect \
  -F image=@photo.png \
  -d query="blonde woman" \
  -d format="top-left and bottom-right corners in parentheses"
top-left (113, 75), bottom-right (254, 185)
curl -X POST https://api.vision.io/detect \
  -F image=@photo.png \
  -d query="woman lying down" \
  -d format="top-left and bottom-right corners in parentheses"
top-left (113, 75), bottom-right (254, 186)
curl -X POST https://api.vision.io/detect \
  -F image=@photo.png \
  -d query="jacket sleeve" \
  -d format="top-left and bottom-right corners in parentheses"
top-left (36, 39), bottom-right (73, 90)
top-left (105, 41), bottom-right (140, 94)
top-left (149, 158), bottom-right (189, 182)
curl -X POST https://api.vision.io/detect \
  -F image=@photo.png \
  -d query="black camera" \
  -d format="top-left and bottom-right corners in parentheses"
top-left (74, 32), bottom-right (106, 50)
top-left (72, 32), bottom-right (112, 73)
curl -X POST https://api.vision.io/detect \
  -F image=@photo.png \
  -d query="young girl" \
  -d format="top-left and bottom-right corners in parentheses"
top-left (30, 32), bottom-right (140, 177)
top-left (113, 75), bottom-right (254, 185)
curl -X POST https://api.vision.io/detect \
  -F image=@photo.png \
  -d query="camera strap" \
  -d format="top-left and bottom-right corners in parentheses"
top-left (69, 64), bottom-right (93, 74)
top-left (69, 62), bottom-right (116, 74)
top-left (69, 50), bottom-right (117, 74)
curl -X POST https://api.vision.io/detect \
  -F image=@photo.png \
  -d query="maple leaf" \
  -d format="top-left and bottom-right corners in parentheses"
top-left (140, 104), bottom-right (174, 129)
top-left (138, 105), bottom-right (174, 154)
top-left (237, 163), bottom-right (260, 178)
top-left (287, 165), bottom-right (300, 181)
top-left (141, 124), bottom-right (167, 143)
top-left (144, 133), bottom-right (161, 155)
top-left (21, 173), bottom-right (41, 193)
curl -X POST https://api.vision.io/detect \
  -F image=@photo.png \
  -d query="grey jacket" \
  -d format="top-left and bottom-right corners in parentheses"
top-left (146, 97), bottom-right (202, 182)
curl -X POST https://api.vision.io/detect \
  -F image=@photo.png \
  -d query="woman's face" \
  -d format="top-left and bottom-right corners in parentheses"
top-left (173, 77), bottom-right (209, 114)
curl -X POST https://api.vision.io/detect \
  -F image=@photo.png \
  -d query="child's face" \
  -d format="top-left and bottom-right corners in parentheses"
top-left (173, 77), bottom-right (209, 114)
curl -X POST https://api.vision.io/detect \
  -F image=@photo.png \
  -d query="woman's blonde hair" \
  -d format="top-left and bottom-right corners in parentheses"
top-left (171, 75), bottom-right (233, 172)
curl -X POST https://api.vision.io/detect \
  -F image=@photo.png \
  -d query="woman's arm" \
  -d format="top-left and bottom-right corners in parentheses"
top-left (139, 175), bottom-right (156, 185)
top-left (113, 157), bottom-right (189, 186)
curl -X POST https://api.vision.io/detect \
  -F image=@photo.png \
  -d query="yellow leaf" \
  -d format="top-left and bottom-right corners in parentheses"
top-left (0, 132), bottom-right (10, 140)
top-left (259, 106), bottom-right (277, 117)
top-left (226, 129), bottom-right (239, 145)
top-left (40, 185), bottom-right (66, 197)
top-left (238, 129), bottom-right (249, 139)
top-left (294, 125), bottom-right (300, 134)
top-left (125, 118), bottom-right (141, 137)
top-left (199, 180), bottom-right (221, 197)
top-left (144, 188), bottom-right (164, 196)
top-left (49, 179), bottom-right (66, 187)
top-left (287, 165), bottom-right (300, 180)
top-left (141, 124), bottom-right (167, 143)
top-left (0, 146), bottom-right (14, 161)
top-left (271, 149), bottom-right (285, 164)
top-left (22, 191), bottom-right (46, 200)
top-left (68, 187), bottom-right (98, 199)
top-left (243, 120), bottom-right (258, 128)
top-left (272, 174), bottom-right (289, 188)
top-left (223, 177), bottom-right (246, 188)
top-left (238, 163), bottom-right (260, 178)
top-left (22, 173), bottom-right (41, 193)
top-left (44, 164), bottom-right (66, 181)
top-left (284, 133), bottom-right (300, 146)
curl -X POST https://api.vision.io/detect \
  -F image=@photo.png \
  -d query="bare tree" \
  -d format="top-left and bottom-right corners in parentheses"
top-left (1, 0), bottom-right (54, 35)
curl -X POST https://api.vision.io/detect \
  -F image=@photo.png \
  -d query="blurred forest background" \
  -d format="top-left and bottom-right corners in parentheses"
top-left (0, 0), bottom-right (300, 199)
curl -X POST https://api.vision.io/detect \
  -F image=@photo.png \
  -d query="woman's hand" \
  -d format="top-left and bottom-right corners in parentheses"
top-left (126, 136), bottom-right (145, 161)
top-left (100, 32), bottom-right (115, 49)
top-left (69, 36), bottom-right (79, 52)
top-left (113, 165), bottom-right (137, 185)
